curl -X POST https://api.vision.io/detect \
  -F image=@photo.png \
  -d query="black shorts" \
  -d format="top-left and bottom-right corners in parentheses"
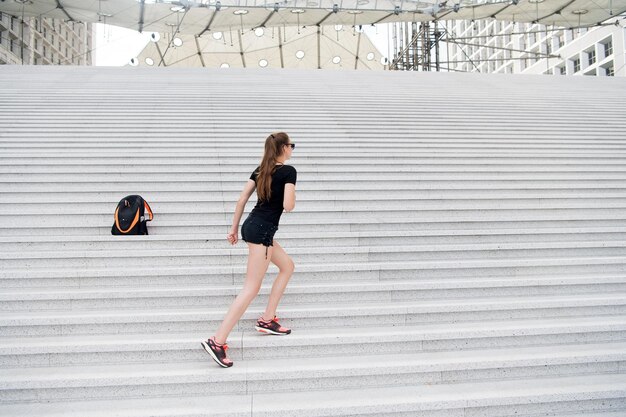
top-left (241, 215), bottom-right (278, 248)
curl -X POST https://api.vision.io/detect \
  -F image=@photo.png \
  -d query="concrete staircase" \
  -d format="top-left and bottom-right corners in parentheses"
top-left (1, 65), bottom-right (626, 416)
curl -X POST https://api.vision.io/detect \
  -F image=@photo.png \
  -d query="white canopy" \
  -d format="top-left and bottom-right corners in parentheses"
top-left (133, 24), bottom-right (385, 69)
top-left (1, 0), bottom-right (624, 35)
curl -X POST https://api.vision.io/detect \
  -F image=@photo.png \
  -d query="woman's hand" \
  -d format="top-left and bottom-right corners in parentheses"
top-left (227, 228), bottom-right (238, 245)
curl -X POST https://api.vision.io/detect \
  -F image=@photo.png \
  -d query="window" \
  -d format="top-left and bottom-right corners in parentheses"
top-left (587, 50), bottom-right (596, 66)
top-left (604, 40), bottom-right (613, 57)
top-left (607, 66), bottom-right (614, 76)
top-left (559, 66), bottom-right (566, 75)
top-left (558, 34), bottom-right (564, 48)
top-left (546, 41), bottom-right (552, 55)
top-left (573, 57), bottom-right (580, 72)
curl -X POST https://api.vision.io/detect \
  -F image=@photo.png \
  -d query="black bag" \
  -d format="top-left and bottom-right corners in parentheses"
top-left (111, 195), bottom-right (153, 235)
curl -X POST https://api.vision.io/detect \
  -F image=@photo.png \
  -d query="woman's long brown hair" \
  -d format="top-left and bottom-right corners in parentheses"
top-left (255, 132), bottom-right (290, 202)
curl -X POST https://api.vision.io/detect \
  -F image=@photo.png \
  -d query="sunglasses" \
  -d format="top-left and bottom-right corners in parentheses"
top-left (286, 143), bottom-right (295, 149)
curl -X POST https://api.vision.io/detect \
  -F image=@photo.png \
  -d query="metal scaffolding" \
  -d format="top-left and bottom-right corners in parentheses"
top-left (387, 15), bottom-right (625, 72)
top-left (390, 21), bottom-right (446, 71)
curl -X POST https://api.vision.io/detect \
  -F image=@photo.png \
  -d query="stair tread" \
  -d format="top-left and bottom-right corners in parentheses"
top-left (0, 374), bottom-right (624, 416)
top-left (0, 226), bottom-right (624, 243)
top-left (2, 341), bottom-right (625, 385)
top-left (2, 256), bottom-right (626, 278)
top-left (2, 275), bottom-right (625, 299)
top-left (3, 240), bottom-right (626, 260)
top-left (1, 316), bottom-right (625, 352)
top-left (2, 293), bottom-right (625, 322)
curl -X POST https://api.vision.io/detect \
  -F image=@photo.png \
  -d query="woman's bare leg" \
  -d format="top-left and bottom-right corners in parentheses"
top-left (262, 240), bottom-right (295, 320)
top-left (214, 242), bottom-right (273, 344)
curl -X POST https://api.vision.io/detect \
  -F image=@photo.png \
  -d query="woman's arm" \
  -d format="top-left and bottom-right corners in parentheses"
top-left (283, 183), bottom-right (296, 212)
top-left (227, 180), bottom-right (256, 245)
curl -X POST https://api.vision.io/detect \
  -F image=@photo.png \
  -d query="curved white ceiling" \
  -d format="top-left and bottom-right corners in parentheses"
top-left (1, 0), bottom-right (624, 34)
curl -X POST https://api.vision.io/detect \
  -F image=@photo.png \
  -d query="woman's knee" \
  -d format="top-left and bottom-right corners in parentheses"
top-left (281, 257), bottom-right (295, 275)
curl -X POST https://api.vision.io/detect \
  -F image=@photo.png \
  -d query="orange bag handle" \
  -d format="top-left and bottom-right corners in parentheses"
top-left (144, 201), bottom-right (153, 221)
top-left (114, 206), bottom-right (140, 234)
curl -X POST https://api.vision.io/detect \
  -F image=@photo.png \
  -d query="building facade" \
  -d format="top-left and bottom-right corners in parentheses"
top-left (0, 12), bottom-right (93, 65)
top-left (445, 17), bottom-right (625, 76)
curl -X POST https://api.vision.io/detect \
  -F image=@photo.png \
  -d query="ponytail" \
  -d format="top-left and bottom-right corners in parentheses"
top-left (256, 132), bottom-right (290, 202)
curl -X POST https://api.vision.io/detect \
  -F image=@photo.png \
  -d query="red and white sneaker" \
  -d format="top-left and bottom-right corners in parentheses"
top-left (255, 315), bottom-right (291, 335)
top-left (201, 336), bottom-right (233, 368)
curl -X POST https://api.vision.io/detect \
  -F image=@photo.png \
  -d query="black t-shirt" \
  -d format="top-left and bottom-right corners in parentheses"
top-left (249, 164), bottom-right (297, 226)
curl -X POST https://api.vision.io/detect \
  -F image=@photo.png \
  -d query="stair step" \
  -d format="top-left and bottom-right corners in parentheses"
top-left (3, 209), bottom-right (626, 231)
top-left (3, 241), bottom-right (626, 269)
top-left (2, 276), bottom-right (625, 311)
top-left (2, 257), bottom-right (625, 288)
top-left (1, 316), bottom-right (625, 366)
top-left (1, 294), bottom-right (625, 336)
top-left (1, 227), bottom-right (625, 250)
top-left (1, 373), bottom-right (625, 416)
top-left (3, 219), bottom-right (626, 237)
top-left (4, 198), bottom-right (626, 216)
top-left (1, 342), bottom-right (625, 402)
